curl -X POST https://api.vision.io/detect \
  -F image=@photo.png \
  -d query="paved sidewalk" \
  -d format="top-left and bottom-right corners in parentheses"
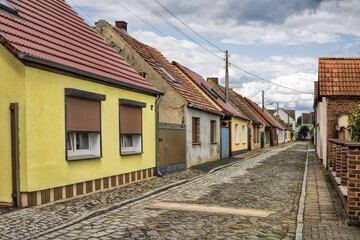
top-left (303, 146), bottom-right (360, 240)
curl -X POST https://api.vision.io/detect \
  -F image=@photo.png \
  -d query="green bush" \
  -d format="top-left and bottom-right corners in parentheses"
top-left (350, 105), bottom-right (360, 141)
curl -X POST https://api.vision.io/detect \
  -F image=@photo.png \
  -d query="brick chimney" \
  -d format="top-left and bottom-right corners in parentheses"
top-left (207, 77), bottom-right (218, 85)
top-left (115, 21), bottom-right (127, 33)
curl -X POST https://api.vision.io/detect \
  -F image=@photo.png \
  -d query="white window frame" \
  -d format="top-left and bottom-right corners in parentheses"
top-left (235, 124), bottom-right (239, 144)
top-left (67, 132), bottom-right (101, 160)
top-left (120, 134), bottom-right (142, 155)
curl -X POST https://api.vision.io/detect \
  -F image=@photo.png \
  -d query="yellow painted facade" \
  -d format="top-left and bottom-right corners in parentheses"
top-left (0, 45), bottom-right (26, 204)
top-left (230, 117), bottom-right (249, 154)
top-left (0, 44), bottom-right (157, 204)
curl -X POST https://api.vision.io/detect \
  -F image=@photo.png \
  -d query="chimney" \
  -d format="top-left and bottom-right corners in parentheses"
top-left (115, 21), bottom-right (127, 33)
top-left (207, 77), bottom-right (218, 85)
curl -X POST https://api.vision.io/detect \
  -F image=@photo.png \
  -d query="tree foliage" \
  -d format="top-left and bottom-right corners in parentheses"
top-left (299, 125), bottom-right (309, 140)
top-left (350, 105), bottom-right (360, 141)
top-left (296, 116), bottom-right (302, 127)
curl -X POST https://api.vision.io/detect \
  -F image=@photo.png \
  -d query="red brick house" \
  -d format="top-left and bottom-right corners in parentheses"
top-left (314, 58), bottom-right (360, 167)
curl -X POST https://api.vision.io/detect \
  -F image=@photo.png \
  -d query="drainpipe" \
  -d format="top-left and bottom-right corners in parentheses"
top-left (155, 95), bottom-right (163, 177)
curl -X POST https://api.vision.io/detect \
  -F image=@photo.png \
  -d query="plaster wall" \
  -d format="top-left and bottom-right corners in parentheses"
top-left (0, 45), bottom-right (26, 204)
top-left (95, 21), bottom-right (187, 125)
top-left (186, 107), bottom-right (220, 168)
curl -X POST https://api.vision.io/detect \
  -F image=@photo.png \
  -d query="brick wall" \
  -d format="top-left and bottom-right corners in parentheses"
top-left (347, 146), bottom-right (360, 222)
top-left (327, 97), bottom-right (360, 140)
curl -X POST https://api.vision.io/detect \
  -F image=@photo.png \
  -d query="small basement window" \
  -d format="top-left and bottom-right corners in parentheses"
top-left (156, 63), bottom-right (179, 83)
top-left (0, 0), bottom-right (17, 14)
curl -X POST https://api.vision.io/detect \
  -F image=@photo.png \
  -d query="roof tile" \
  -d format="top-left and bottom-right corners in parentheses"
top-left (318, 58), bottom-right (360, 97)
top-left (0, 0), bottom-right (160, 94)
top-left (112, 26), bottom-right (221, 114)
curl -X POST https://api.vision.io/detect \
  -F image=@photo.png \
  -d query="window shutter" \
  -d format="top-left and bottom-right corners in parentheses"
top-left (192, 117), bottom-right (197, 143)
top-left (120, 105), bottom-right (142, 134)
top-left (66, 96), bottom-right (101, 132)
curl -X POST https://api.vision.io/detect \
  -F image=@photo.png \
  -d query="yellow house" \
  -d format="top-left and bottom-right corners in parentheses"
top-left (0, 1), bottom-right (162, 207)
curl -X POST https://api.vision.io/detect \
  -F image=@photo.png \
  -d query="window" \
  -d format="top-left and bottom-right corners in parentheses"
top-left (0, 0), bottom-right (17, 15)
top-left (235, 124), bottom-right (239, 144)
top-left (242, 125), bottom-right (246, 144)
top-left (192, 117), bottom-right (200, 144)
top-left (119, 99), bottom-right (146, 155)
top-left (253, 126), bottom-right (259, 144)
top-left (157, 63), bottom-right (179, 83)
top-left (210, 120), bottom-right (216, 143)
top-left (65, 88), bottom-right (106, 160)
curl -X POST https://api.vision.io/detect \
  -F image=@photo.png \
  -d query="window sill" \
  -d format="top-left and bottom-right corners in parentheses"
top-left (235, 143), bottom-right (240, 145)
top-left (210, 142), bottom-right (217, 145)
top-left (67, 154), bottom-right (101, 161)
top-left (121, 151), bottom-right (142, 156)
top-left (192, 142), bottom-right (201, 146)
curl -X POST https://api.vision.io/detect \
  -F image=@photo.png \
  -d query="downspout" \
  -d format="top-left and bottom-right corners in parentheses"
top-left (155, 95), bottom-right (163, 177)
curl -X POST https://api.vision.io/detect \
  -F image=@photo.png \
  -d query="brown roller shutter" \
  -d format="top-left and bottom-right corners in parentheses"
top-left (120, 105), bottom-right (142, 134)
top-left (66, 96), bottom-right (101, 132)
top-left (192, 117), bottom-right (197, 143)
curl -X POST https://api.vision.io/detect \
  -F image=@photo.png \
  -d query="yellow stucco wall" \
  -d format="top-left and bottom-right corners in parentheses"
top-left (0, 45), bottom-right (27, 204)
top-left (24, 67), bottom-right (157, 191)
top-left (0, 44), bottom-right (157, 197)
top-left (230, 117), bottom-right (249, 153)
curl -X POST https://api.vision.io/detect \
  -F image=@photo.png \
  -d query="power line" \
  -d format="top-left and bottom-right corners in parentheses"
top-left (136, 0), bottom-right (223, 61)
top-left (230, 63), bottom-right (314, 95)
top-left (152, 0), bottom-right (224, 53)
top-left (110, 0), bottom-right (221, 65)
top-left (68, 0), bottom-right (94, 26)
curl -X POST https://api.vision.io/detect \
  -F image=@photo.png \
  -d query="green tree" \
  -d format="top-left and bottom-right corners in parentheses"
top-left (297, 116), bottom-right (302, 127)
top-left (350, 105), bottom-right (360, 141)
top-left (299, 125), bottom-right (309, 140)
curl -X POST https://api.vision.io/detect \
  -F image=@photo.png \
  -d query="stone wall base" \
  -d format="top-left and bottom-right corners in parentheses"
top-left (21, 167), bottom-right (156, 207)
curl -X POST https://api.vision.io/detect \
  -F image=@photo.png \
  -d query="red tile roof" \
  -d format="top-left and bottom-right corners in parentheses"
top-left (243, 97), bottom-right (280, 128)
top-left (173, 61), bottom-right (248, 120)
top-left (318, 58), bottom-right (360, 97)
top-left (0, 0), bottom-right (161, 95)
top-left (111, 25), bottom-right (221, 115)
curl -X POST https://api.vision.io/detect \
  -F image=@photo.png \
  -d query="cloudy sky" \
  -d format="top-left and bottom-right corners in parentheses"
top-left (67, 0), bottom-right (360, 115)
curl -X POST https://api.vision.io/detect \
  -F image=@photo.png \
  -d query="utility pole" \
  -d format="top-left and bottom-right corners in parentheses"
top-left (225, 50), bottom-right (229, 103)
top-left (277, 102), bottom-right (279, 115)
top-left (262, 90), bottom-right (264, 111)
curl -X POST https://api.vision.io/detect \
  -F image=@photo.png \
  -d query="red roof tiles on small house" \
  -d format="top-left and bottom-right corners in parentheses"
top-left (0, 0), bottom-right (161, 95)
top-left (243, 97), bottom-right (279, 128)
top-left (318, 58), bottom-right (360, 97)
top-left (173, 61), bottom-right (249, 120)
top-left (111, 25), bottom-right (221, 115)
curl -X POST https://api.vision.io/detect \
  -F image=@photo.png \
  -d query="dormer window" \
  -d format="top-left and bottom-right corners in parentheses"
top-left (0, 0), bottom-right (17, 15)
top-left (156, 63), bottom-right (179, 83)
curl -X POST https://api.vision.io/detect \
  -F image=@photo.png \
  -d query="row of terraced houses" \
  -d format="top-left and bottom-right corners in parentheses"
top-left (0, 0), bottom-right (294, 207)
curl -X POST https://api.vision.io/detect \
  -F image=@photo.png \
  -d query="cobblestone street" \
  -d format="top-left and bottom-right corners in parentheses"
top-left (1, 143), bottom-right (358, 239)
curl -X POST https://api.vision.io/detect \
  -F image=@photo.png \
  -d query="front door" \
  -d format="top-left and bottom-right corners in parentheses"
top-left (221, 127), bottom-right (229, 158)
top-left (261, 132), bottom-right (265, 148)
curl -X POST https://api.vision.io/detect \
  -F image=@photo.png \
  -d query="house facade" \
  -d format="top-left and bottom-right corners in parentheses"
top-left (173, 63), bottom-right (250, 157)
top-left (96, 20), bottom-right (223, 170)
top-left (207, 79), bottom-right (264, 150)
top-left (269, 109), bottom-right (295, 141)
top-left (0, 1), bottom-right (162, 207)
top-left (314, 58), bottom-right (360, 167)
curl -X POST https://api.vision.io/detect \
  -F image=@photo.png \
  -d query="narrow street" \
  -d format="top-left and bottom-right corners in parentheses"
top-left (38, 144), bottom-right (305, 239)
top-left (1, 143), bottom-right (358, 239)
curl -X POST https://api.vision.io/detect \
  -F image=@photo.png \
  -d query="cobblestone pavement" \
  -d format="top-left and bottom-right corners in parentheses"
top-left (24, 143), bottom-right (306, 240)
top-left (303, 147), bottom-right (360, 240)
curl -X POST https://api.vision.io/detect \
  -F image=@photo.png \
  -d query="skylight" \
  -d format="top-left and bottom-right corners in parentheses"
top-left (156, 64), bottom-right (179, 83)
top-left (200, 82), bottom-right (225, 101)
top-left (0, 0), bottom-right (17, 14)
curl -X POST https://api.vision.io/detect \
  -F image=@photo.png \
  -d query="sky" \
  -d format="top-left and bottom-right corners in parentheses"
top-left (67, 0), bottom-right (360, 116)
